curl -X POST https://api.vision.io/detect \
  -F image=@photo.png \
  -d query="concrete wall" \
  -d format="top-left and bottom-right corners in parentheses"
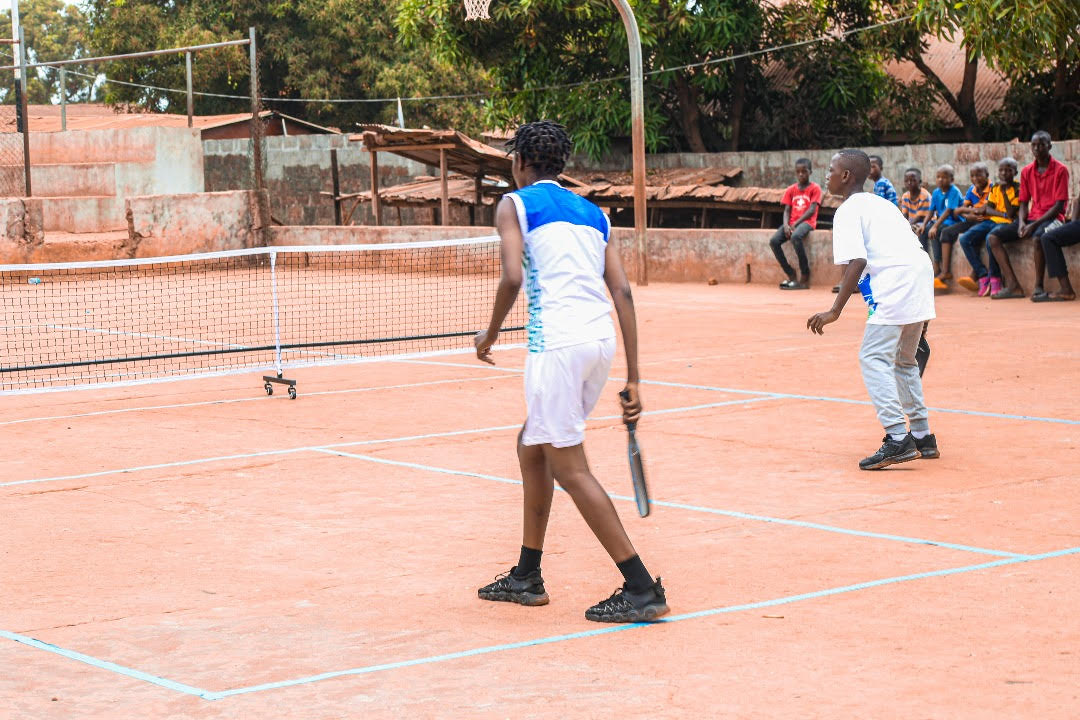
top-left (569, 140), bottom-right (1080, 197)
top-left (0, 198), bottom-right (44, 262)
top-left (203, 134), bottom-right (456, 226)
top-left (8, 221), bottom-right (1079, 293)
top-left (125, 190), bottom-right (266, 257)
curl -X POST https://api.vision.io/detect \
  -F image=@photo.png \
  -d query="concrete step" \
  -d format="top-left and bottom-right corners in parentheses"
top-left (0, 163), bottom-right (116, 198)
top-left (40, 195), bottom-right (127, 233)
top-left (29, 230), bottom-right (130, 263)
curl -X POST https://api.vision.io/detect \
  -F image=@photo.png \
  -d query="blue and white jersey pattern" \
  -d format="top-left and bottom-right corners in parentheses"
top-left (507, 180), bottom-right (616, 352)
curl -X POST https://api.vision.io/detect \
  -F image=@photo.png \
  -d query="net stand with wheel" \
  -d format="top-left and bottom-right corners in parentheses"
top-left (464, 0), bottom-right (491, 21)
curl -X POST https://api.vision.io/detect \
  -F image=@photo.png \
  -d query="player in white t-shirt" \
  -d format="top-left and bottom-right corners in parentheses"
top-left (807, 149), bottom-right (940, 470)
top-left (473, 121), bottom-right (668, 623)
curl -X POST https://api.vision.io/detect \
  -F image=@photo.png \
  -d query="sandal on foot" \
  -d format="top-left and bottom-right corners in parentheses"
top-left (991, 287), bottom-right (1025, 299)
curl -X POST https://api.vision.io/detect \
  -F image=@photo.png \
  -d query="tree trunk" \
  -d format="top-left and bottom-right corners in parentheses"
top-left (728, 58), bottom-right (747, 151)
top-left (911, 44), bottom-right (981, 141)
top-left (1047, 53), bottom-right (1078, 139)
top-left (673, 72), bottom-right (707, 153)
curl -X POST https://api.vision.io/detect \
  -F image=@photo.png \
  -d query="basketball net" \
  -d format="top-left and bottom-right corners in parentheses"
top-left (464, 0), bottom-right (492, 21)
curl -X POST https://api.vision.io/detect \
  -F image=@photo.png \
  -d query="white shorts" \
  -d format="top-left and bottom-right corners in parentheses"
top-left (521, 337), bottom-right (616, 448)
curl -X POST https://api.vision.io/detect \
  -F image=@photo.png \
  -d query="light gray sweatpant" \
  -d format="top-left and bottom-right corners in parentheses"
top-left (859, 322), bottom-right (929, 437)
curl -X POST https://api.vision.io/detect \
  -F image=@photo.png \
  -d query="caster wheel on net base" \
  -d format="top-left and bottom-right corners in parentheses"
top-left (288, 386), bottom-right (297, 400)
top-left (264, 383), bottom-right (274, 396)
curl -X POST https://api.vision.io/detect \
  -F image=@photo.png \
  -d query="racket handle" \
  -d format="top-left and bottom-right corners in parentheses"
top-left (618, 389), bottom-right (637, 432)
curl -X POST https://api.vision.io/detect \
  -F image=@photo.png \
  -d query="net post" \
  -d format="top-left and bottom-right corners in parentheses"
top-left (17, 25), bottom-right (30, 197)
top-left (611, 0), bottom-right (647, 286)
top-left (270, 250), bottom-right (282, 376)
top-left (185, 51), bottom-right (193, 128)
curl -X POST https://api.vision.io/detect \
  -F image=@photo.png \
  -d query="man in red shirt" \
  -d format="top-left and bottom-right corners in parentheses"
top-left (987, 131), bottom-right (1070, 300)
top-left (771, 158), bottom-right (822, 290)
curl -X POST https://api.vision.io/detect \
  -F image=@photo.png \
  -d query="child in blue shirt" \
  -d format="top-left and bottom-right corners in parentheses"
top-left (869, 155), bottom-right (898, 206)
top-left (926, 165), bottom-right (963, 289)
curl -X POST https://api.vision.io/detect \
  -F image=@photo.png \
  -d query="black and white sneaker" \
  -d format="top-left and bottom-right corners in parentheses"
top-left (859, 434), bottom-right (921, 470)
top-left (478, 568), bottom-right (549, 606)
top-left (913, 433), bottom-right (939, 459)
top-left (585, 578), bottom-right (669, 623)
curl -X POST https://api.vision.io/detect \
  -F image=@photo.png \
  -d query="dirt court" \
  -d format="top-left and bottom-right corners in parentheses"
top-left (2, 282), bottom-right (1078, 719)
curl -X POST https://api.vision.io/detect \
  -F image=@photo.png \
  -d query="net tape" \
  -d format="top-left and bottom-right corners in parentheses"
top-left (0, 237), bottom-right (525, 394)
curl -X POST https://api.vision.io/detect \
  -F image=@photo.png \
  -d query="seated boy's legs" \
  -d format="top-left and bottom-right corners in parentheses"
top-left (937, 220), bottom-right (972, 279)
top-left (769, 226), bottom-right (799, 284)
top-left (987, 221), bottom-right (1024, 297)
top-left (1029, 218), bottom-right (1059, 295)
top-left (1039, 220), bottom-right (1080, 300)
top-left (957, 220), bottom-right (996, 292)
top-left (858, 324), bottom-right (921, 469)
top-left (790, 221), bottom-right (813, 284)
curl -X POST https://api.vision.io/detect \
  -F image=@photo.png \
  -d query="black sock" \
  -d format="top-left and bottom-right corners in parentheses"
top-left (512, 546), bottom-right (542, 578)
top-left (616, 555), bottom-right (654, 593)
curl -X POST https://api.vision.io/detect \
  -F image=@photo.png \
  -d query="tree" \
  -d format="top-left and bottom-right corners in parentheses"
top-left (0, 0), bottom-right (96, 105)
top-left (915, 0), bottom-right (1080, 139)
top-left (82, 0), bottom-right (489, 132)
top-left (395, 0), bottom-right (770, 157)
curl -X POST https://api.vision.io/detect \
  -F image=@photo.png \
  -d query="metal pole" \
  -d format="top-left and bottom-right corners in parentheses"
top-left (330, 148), bottom-right (342, 226)
top-left (611, 0), bottom-right (648, 286)
top-left (59, 67), bottom-right (67, 131)
top-left (17, 26), bottom-right (30, 197)
top-left (185, 51), bottom-right (193, 128)
top-left (10, 0), bottom-right (22, 137)
top-left (248, 27), bottom-right (268, 244)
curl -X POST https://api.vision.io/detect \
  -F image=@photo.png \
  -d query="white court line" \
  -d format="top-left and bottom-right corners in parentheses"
top-left (0, 398), bottom-right (773, 489)
top-left (0, 374), bottom-right (514, 427)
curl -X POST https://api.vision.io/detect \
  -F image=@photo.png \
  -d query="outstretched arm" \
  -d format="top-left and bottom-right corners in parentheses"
top-left (807, 258), bottom-right (868, 334)
top-left (603, 238), bottom-right (641, 425)
top-left (475, 197), bottom-right (523, 365)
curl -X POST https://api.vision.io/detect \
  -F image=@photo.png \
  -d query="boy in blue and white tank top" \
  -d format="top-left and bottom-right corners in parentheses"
top-left (473, 121), bottom-right (668, 623)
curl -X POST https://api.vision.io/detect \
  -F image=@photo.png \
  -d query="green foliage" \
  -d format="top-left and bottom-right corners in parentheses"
top-left (396, 0), bottom-right (769, 158)
top-left (0, 0), bottom-right (96, 104)
top-left (82, 0), bottom-right (489, 131)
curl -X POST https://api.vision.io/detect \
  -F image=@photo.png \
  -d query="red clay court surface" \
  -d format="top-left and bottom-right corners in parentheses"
top-left (2, 283), bottom-right (1079, 719)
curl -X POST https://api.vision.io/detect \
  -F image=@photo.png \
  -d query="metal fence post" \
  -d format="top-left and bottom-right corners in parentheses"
top-left (611, 0), bottom-right (647, 285)
top-left (248, 27), bottom-right (270, 244)
top-left (185, 51), bottom-right (193, 128)
top-left (59, 66), bottom-right (67, 131)
top-left (17, 26), bottom-right (30, 196)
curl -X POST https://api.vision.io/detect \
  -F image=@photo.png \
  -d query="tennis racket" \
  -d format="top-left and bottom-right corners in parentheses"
top-left (916, 326), bottom-right (930, 377)
top-left (618, 390), bottom-right (650, 517)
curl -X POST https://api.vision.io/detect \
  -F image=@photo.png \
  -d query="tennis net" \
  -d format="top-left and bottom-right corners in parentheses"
top-left (0, 237), bottom-right (525, 394)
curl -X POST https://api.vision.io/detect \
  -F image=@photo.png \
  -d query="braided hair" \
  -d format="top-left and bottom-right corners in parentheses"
top-left (506, 121), bottom-right (572, 177)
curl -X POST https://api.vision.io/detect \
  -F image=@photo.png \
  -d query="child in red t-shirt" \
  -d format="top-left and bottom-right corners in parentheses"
top-left (771, 158), bottom-right (823, 290)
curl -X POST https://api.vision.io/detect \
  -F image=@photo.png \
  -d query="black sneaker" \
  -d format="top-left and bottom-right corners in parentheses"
top-left (859, 434), bottom-right (921, 470)
top-left (585, 578), bottom-right (669, 623)
top-left (913, 433), bottom-right (939, 459)
top-left (478, 568), bottom-right (549, 606)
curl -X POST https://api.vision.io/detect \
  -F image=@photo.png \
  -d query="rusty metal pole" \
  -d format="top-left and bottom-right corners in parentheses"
top-left (185, 51), bottom-right (193, 128)
top-left (17, 26), bottom-right (30, 197)
top-left (611, 0), bottom-right (647, 285)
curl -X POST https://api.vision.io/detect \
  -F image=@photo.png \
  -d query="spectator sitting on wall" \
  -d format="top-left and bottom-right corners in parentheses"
top-left (926, 165), bottom-right (964, 291)
top-left (958, 158), bottom-right (1019, 297)
top-left (899, 168), bottom-right (932, 244)
top-left (937, 163), bottom-right (992, 289)
top-left (988, 131), bottom-right (1070, 300)
top-left (1036, 196), bottom-right (1080, 302)
top-left (770, 157), bottom-right (822, 290)
top-left (869, 155), bottom-right (898, 206)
